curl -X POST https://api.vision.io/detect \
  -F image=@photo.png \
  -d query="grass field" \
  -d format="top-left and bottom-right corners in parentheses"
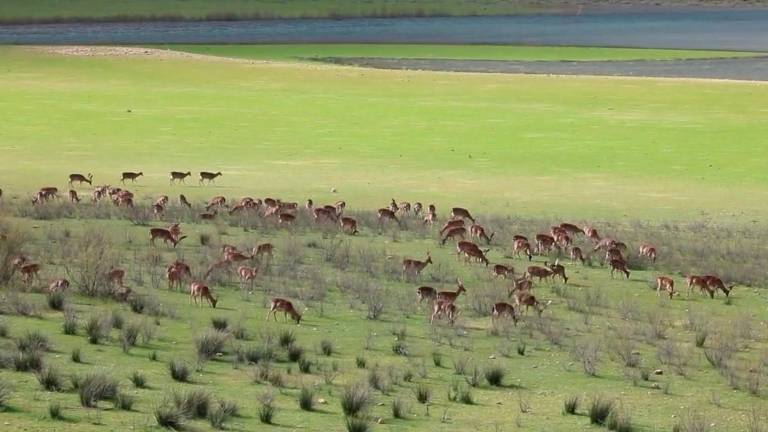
top-left (158, 44), bottom-right (764, 62)
top-left (0, 44), bottom-right (767, 432)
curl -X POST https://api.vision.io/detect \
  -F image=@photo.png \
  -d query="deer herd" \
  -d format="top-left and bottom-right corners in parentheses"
top-left (6, 171), bottom-right (738, 330)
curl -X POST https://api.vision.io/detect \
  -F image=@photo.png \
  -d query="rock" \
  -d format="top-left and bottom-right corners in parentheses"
top-left (654, 369), bottom-right (663, 375)
top-left (651, 383), bottom-right (661, 389)
top-left (331, 188), bottom-right (337, 193)
top-left (376, 417), bottom-right (384, 424)
top-left (318, 398), bottom-right (327, 404)
top-left (488, 355), bottom-right (496, 359)
top-left (376, 402), bottom-right (384, 406)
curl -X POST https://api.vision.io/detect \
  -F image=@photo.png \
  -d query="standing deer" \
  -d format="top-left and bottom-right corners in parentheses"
top-left (169, 171), bottom-right (191, 184)
top-left (570, 247), bottom-right (585, 264)
top-left (423, 209), bottom-right (437, 226)
top-left (47, 278), bottom-right (70, 294)
top-left (545, 261), bottom-right (568, 284)
top-left (267, 298), bottom-right (302, 324)
top-left (513, 238), bottom-right (533, 261)
top-left (413, 202), bottom-right (423, 215)
top-left (526, 265), bottom-right (554, 283)
top-left (17, 263), bottom-right (40, 285)
top-left (189, 282), bottom-right (218, 308)
top-left (685, 275), bottom-right (709, 297)
top-left (278, 213), bottom-right (296, 225)
top-left (313, 207), bottom-right (338, 223)
top-left (639, 243), bottom-right (657, 263)
top-left (149, 228), bottom-right (186, 247)
top-left (491, 302), bottom-right (518, 325)
top-left (416, 286), bottom-right (437, 304)
top-left (69, 173), bottom-right (92, 186)
top-left (179, 194), bottom-right (192, 208)
top-left (430, 300), bottom-right (459, 325)
top-left (340, 216), bottom-right (359, 235)
top-left (237, 266), bottom-right (258, 291)
top-left (583, 225), bottom-right (600, 242)
top-left (107, 268), bottom-right (126, 287)
top-left (559, 223), bottom-right (582, 235)
top-left (609, 259), bottom-right (630, 279)
top-left (535, 234), bottom-right (558, 255)
top-left (166, 261), bottom-right (191, 290)
top-left (441, 226), bottom-right (466, 245)
top-left (403, 252), bottom-right (433, 279)
top-left (199, 171), bottom-right (222, 185)
top-left (120, 172), bottom-right (143, 184)
top-left (492, 264), bottom-right (514, 279)
top-left (470, 224), bottom-right (494, 244)
top-left (377, 208), bottom-right (401, 228)
top-left (450, 207), bottom-right (475, 223)
top-left (253, 243), bottom-right (274, 260)
top-left (440, 219), bottom-right (465, 235)
top-left (206, 196), bottom-right (227, 211)
top-left (511, 290), bottom-right (549, 316)
top-left (436, 279), bottom-right (467, 303)
top-left (656, 276), bottom-right (675, 299)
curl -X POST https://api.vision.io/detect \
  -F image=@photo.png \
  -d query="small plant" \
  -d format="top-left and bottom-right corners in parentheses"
top-left (287, 344), bottom-right (304, 362)
top-left (36, 366), bottom-right (63, 391)
top-left (115, 392), bottom-right (135, 410)
top-left (392, 339), bottom-right (408, 356)
top-left (465, 364), bottom-right (483, 387)
top-left (231, 324), bottom-right (248, 340)
top-left (130, 371), bottom-right (146, 388)
top-left (211, 317), bottom-right (228, 331)
top-left (174, 388), bottom-right (212, 418)
top-left (149, 350), bottom-right (159, 361)
top-left (278, 329), bottom-right (295, 348)
top-left (155, 398), bottom-right (185, 430)
top-left (0, 320), bottom-right (8, 338)
top-left (392, 397), bottom-right (408, 418)
top-left (298, 357), bottom-right (312, 373)
top-left (453, 356), bottom-right (469, 375)
top-left (208, 399), bottom-right (236, 429)
top-left (110, 310), bottom-right (125, 329)
top-left (367, 367), bottom-right (388, 392)
top-left (47, 291), bottom-right (66, 310)
top-left (484, 365), bottom-right (505, 387)
top-left (13, 348), bottom-right (44, 372)
top-left (69, 374), bottom-right (81, 390)
top-left (588, 395), bottom-right (614, 425)
top-left (415, 384), bottom-right (431, 404)
top-left (78, 372), bottom-right (118, 408)
top-left (563, 395), bottom-right (579, 415)
top-left (120, 321), bottom-right (141, 353)
top-left (17, 329), bottom-right (50, 352)
top-left (695, 328), bottom-right (708, 347)
top-left (0, 379), bottom-right (11, 409)
top-left (345, 416), bottom-right (371, 432)
top-left (341, 382), bottom-right (372, 417)
top-left (169, 359), bottom-right (190, 382)
top-left (606, 407), bottom-right (633, 432)
top-left (62, 310), bottom-right (78, 335)
top-left (129, 296), bottom-right (145, 314)
top-left (320, 339), bottom-right (334, 356)
top-left (355, 355), bottom-right (367, 369)
top-left (432, 350), bottom-right (443, 367)
top-left (195, 329), bottom-right (228, 364)
top-left (517, 341), bottom-right (527, 356)
top-left (298, 386), bottom-right (314, 411)
top-left (48, 401), bottom-right (63, 420)
top-left (258, 391), bottom-right (276, 424)
top-left (84, 314), bottom-right (109, 344)
top-left (448, 380), bottom-right (473, 404)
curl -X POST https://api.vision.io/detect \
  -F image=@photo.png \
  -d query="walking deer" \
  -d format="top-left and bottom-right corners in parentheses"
top-left (430, 300), bottom-right (459, 325)
top-left (609, 259), bottom-right (630, 279)
top-left (266, 298), bottom-right (302, 324)
top-left (69, 173), bottom-right (92, 186)
top-left (656, 276), bottom-right (675, 299)
top-left (189, 282), bottom-right (218, 308)
top-left (149, 228), bottom-right (186, 247)
top-left (436, 279), bottom-right (467, 303)
top-left (403, 252), bottom-right (433, 278)
top-left (199, 171), bottom-right (222, 185)
top-left (170, 171), bottom-right (191, 184)
top-left (340, 216), bottom-right (359, 234)
top-left (120, 172), bottom-right (143, 184)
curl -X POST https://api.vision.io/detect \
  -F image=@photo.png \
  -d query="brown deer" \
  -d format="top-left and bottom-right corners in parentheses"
top-left (200, 210), bottom-right (217, 220)
top-left (513, 238), bottom-right (533, 261)
top-left (91, 185), bottom-right (109, 203)
top-left (166, 261), bottom-right (191, 290)
top-left (18, 263), bottom-right (40, 284)
top-left (120, 172), bottom-right (143, 184)
top-left (313, 207), bottom-right (338, 223)
top-left (554, 232), bottom-right (571, 248)
top-left (267, 298), bottom-right (302, 324)
top-left (430, 300), bottom-right (459, 325)
top-left (639, 243), bottom-right (657, 263)
top-left (583, 225), bottom-right (600, 242)
top-left (340, 217), bottom-right (359, 235)
top-left (441, 226), bottom-right (466, 245)
top-left (593, 237), bottom-right (617, 252)
top-left (535, 234), bottom-right (558, 255)
top-left (334, 200), bottom-right (346, 215)
top-left (685, 275), bottom-right (709, 297)
top-left (305, 199), bottom-right (314, 211)
top-left (237, 266), bottom-right (258, 291)
top-left (413, 202), bottom-right (423, 215)
top-left (253, 243), bottom-right (274, 259)
top-left (388, 198), bottom-right (399, 213)
top-left (609, 259), bottom-right (630, 279)
top-left (470, 224), bottom-right (494, 244)
top-left (199, 171), bottom-right (222, 185)
top-left (439, 219), bottom-right (465, 235)
top-left (508, 276), bottom-right (533, 297)
top-left (69, 173), bottom-right (92, 186)
top-left (570, 247), bottom-right (585, 264)
top-left (423, 210), bottom-right (437, 226)
top-left (512, 290), bottom-right (549, 316)
top-left (403, 252), bottom-right (432, 279)
top-left (398, 201), bottom-right (412, 214)
top-left (224, 250), bottom-right (253, 263)
top-left (189, 281), bottom-right (218, 308)
top-left (436, 279), bottom-right (467, 303)
top-left (149, 228), bottom-right (186, 247)
top-left (605, 247), bottom-right (624, 263)
top-left (179, 194), bottom-right (192, 208)
top-left (492, 264), bottom-right (514, 279)
top-left (703, 275), bottom-right (734, 297)
top-left (491, 302), bottom-right (518, 325)
top-left (107, 268), bottom-right (125, 287)
top-left (559, 223), bottom-right (582, 235)
top-left (169, 171), bottom-right (191, 184)
top-left (512, 234), bottom-right (528, 242)
top-left (278, 213), bottom-right (296, 225)
top-left (206, 196), bottom-right (227, 211)
top-left (152, 203), bottom-right (165, 217)
top-left (450, 207), bottom-right (475, 223)
top-left (456, 241), bottom-right (489, 266)
top-left (377, 208), bottom-right (401, 227)
top-left (68, 189), bottom-right (80, 203)
top-left (526, 265), bottom-right (555, 283)
top-left (47, 278), bottom-right (70, 294)
top-left (550, 225), bottom-right (567, 238)
top-left (168, 223), bottom-right (182, 238)
top-left (155, 195), bottom-right (169, 207)
top-left (656, 276), bottom-right (675, 299)
top-left (545, 261), bottom-right (568, 284)
top-left (416, 286), bottom-right (437, 304)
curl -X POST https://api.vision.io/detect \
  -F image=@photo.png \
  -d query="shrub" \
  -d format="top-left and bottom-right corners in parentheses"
top-left (341, 382), bottom-right (372, 417)
top-left (606, 407), bottom-right (633, 432)
top-left (453, 356), bottom-right (470, 375)
top-left (298, 357), bottom-right (312, 373)
top-left (195, 330), bottom-right (228, 364)
top-left (588, 395), bottom-right (614, 425)
top-left (17, 330), bottom-right (50, 353)
top-left (169, 359), bottom-right (190, 382)
top-left (110, 310), bottom-right (124, 329)
top-left (84, 314), bottom-right (110, 344)
top-left (257, 391), bottom-right (276, 424)
top-left (115, 392), bottom-right (135, 410)
top-left (415, 384), bottom-right (431, 404)
top-left (432, 350), bottom-right (443, 367)
top-left (0, 380), bottom-right (11, 408)
top-left (448, 380), bottom-right (473, 404)
top-left (211, 317), bottom-right (228, 331)
top-left (355, 355), bottom-right (366, 369)
top-left (675, 411), bottom-right (710, 432)
top-left (231, 324), bottom-right (247, 340)
top-left (0, 320), bottom-right (8, 338)
top-left (287, 344), bottom-right (304, 362)
top-left (69, 373), bottom-right (81, 390)
top-left (563, 395), bottom-right (579, 415)
top-left (466, 364), bottom-right (483, 388)
top-left (298, 386), bottom-right (314, 411)
top-left (130, 371), bottom-right (146, 388)
top-left (78, 372), bottom-right (118, 408)
top-left (48, 401), bottom-right (63, 420)
top-left (517, 341), bottom-right (527, 356)
top-left (174, 388), bottom-right (211, 418)
top-left (484, 365), bottom-right (505, 386)
top-left (120, 321), bottom-right (141, 353)
top-left (392, 397), bottom-right (408, 418)
top-left (47, 291), bottom-right (66, 311)
top-left (149, 350), bottom-right (159, 361)
top-left (62, 309), bottom-right (78, 335)
top-left (391, 339), bottom-right (408, 356)
top-left (278, 329), bottom-right (295, 349)
top-left (572, 341), bottom-right (600, 376)
top-left (155, 398), bottom-right (185, 430)
top-left (345, 416), bottom-right (371, 432)
top-left (244, 345), bottom-right (274, 364)
top-left (208, 400), bottom-right (235, 429)
top-left (320, 339), bottom-right (334, 356)
top-left (13, 348), bottom-right (43, 371)
top-left (695, 328), bottom-right (708, 348)
top-left (36, 366), bottom-right (63, 391)
top-left (129, 296), bottom-right (146, 314)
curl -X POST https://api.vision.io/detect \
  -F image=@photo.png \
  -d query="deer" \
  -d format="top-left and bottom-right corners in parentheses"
top-left (69, 189), bottom-right (80, 203)
top-left (593, 237), bottom-right (618, 252)
top-left (179, 194), bottom-right (192, 208)
top-left (423, 210), bottom-right (437, 226)
top-left (107, 268), bottom-right (125, 287)
top-left (492, 264), bottom-right (514, 279)
top-left (305, 199), bottom-right (314, 211)
top-left (535, 234), bottom-right (558, 255)
top-left (413, 202), bottom-right (423, 215)
top-left (168, 223), bottom-right (182, 238)
top-left (450, 207), bottom-right (475, 223)
top-left (279, 213), bottom-right (296, 225)
top-left (237, 266), bottom-right (258, 291)
top-left (266, 298), bottom-right (302, 324)
top-left (456, 241), bottom-right (489, 266)
top-left (169, 171), bottom-right (191, 184)
top-left (470, 224), bottom-right (494, 244)
top-left (609, 259), bottom-right (630, 279)
top-left (513, 238), bottom-right (533, 261)
top-left (91, 185), bottom-right (109, 203)
top-left (605, 247), bottom-right (624, 263)
top-left (508, 276), bottom-right (533, 297)
top-left (550, 225), bottom-right (567, 238)
top-left (545, 260), bottom-right (568, 284)
top-left (398, 201), bottom-right (412, 214)
top-left (388, 198), bottom-right (399, 213)
top-left (334, 200), bottom-right (346, 216)
top-left (313, 207), bottom-right (338, 223)
top-left (685, 275), bottom-right (709, 297)
top-left (583, 225), bottom-right (600, 242)
top-left (224, 250), bottom-right (254, 263)
top-left (403, 252), bottom-right (432, 279)
top-left (166, 261), bottom-right (191, 291)
top-left (149, 228), bottom-right (186, 248)
top-left (152, 202), bottom-right (165, 217)
top-left (47, 278), bottom-right (70, 294)
top-left (155, 195), bottom-right (169, 207)
top-left (430, 300), bottom-right (459, 325)
top-left (200, 210), bottom-right (217, 220)
top-left (206, 196), bottom-right (227, 211)
top-left (703, 275), bottom-right (734, 297)
top-left (559, 223), bottom-right (582, 235)
top-left (439, 219), bottom-right (465, 235)
top-left (189, 282), bottom-right (218, 308)
top-left (416, 286), bottom-right (437, 304)
top-left (253, 243), bottom-right (274, 260)
top-left (436, 279), bottom-right (467, 303)
top-left (512, 290), bottom-right (549, 317)
top-left (69, 173), bottom-right (92, 186)
top-left (656, 276), bottom-right (676, 299)
top-left (570, 246), bottom-right (585, 264)
top-left (491, 302), bottom-right (518, 325)
top-left (120, 172), bottom-right (143, 184)
top-left (526, 265), bottom-right (555, 283)
top-left (17, 263), bottom-right (40, 284)
top-left (199, 171), bottom-right (222, 185)
top-left (639, 243), bottom-right (657, 263)
top-left (554, 232), bottom-right (571, 248)
top-left (377, 208), bottom-right (401, 228)
top-left (340, 216), bottom-right (359, 235)
top-left (441, 226), bottom-right (466, 245)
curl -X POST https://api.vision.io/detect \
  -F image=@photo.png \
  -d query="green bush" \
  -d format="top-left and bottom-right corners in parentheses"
top-left (0, 379), bottom-right (12, 408)
top-left (17, 330), bottom-right (50, 352)
top-left (36, 366), bottom-right (63, 391)
top-left (62, 310), bottom-right (78, 335)
top-left (169, 359), bottom-right (190, 382)
top-left (211, 317), bottom-right (228, 331)
top-left (588, 395), bottom-right (614, 425)
top-left (341, 382), bottom-right (372, 417)
top-left (195, 329), bottom-right (229, 364)
top-left (173, 388), bottom-right (211, 418)
top-left (278, 329), bottom-right (295, 349)
top-left (298, 386), bottom-right (314, 411)
top-left (484, 365), bottom-right (505, 386)
top-left (563, 395), bottom-right (579, 415)
top-left (415, 384), bottom-right (431, 404)
top-left (46, 291), bottom-right (66, 311)
top-left (345, 416), bottom-right (371, 432)
top-left (78, 372), bottom-right (118, 408)
top-left (48, 401), bottom-right (63, 420)
top-left (392, 397), bottom-right (408, 418)
top-left (130, 371), bottom-right (146, 388)
top-left (320, 339), bottom-right (334, 356)
top-left (155, 398), bottom-right (185, 430)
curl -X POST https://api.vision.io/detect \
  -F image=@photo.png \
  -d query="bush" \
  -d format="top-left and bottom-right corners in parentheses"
top-left (17, 330), bottom-right (50, 353)
top-left (517, 341), bottom-right (527, 356)
top-left (0, 380), bottom-right (11, 408)
top-left (211, 317), bottom-right (228, 331)
top-left (341, 382), bottom-right (372, 417)
top-left (120, 321), bottom-right (141, 353)
top-left (484, 365), bottom-right (505, 386)
top-left (391, 339), bottom-right (408, 356)
top-left (36, 366), bottom-right (63, 391)
top-left (231, 324), bottom-right (248, 340)
top-left (588, 395), bottom-right (614, 425)
top-left (320, 339), bottom-right (334, 356)
top-left (62, 310), bottom-right (78, 335)
top-left (298, 386), bottom-right (314, 411)
top-left (392, 397), bottom-right (408, 418)
top-left (130, 371), bottom-right (146, 388)
top-left (287, 344), bottom-right (304, 362)
top-left (129, 296), bottom-right (146, 314)
top-left (367, 368), bottom-right (388, 393)
top-left (355, 355), bottom-right (366, 369)
top-left (244, 345), bottom-right (274, 364)
top-left (78, 372), bottom-right (118, 408)
top-left (0, 320), bottom-right (8, 338)
top-left (84, 314), bottom-right (110, 344)
top-left (115, 392), bottom-right (135, 410)
top-left (563, 395), bottom-right (579, 415)
top-left (448, 380), bottom-right (473, 405)
top-left (13, 348), bottom-right (44, 372)
top-left (258, 391), bottom-right (276, 424)
top-left (453, 356), bottom-right (470, 375)
top-left (208, 400), bottom-right (236, 429)
top-left (572, 341), bottom-right (600, 376)
top-left (47, 291), bottom-right (66, 311)
top-left (48, 401), bottom-right (63, 420)
top-left (415, 384), bottom-right (431, 404)
top-left (174, 388), bottom-right (211, 418)
top-left (155, 399), bottom-right (185, 430)
top-left (298, 357), bottom-right (312, 373)
top-left (606, 407), bottom-right (633, 432)
top-left (110, 310), bottom-right (124, 329)
top-left (278, 329), bottom-right (295, 349)
top-left (195, 330), bottom-right (229, 364)
top-left (466, 364), bottom-right (483, 388)
top-left (149, 350), bottom-right (159, 361)
top-left (432, 350), bottom-right (443, 367)
top-left (169, 359), bottom-right (190, 382)
top-left (695, 328), bottom-right (708, 348)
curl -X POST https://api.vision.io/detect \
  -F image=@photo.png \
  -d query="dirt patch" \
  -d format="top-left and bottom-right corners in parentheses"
top-left (25, 45), bottom-right (250, 62)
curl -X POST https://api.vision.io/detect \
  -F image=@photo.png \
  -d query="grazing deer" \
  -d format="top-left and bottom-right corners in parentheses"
top-left (441, 226), bottom-right (466, 245)
top-left (340, 216), bottom-right (359, 234)
top-left (179, 194), bottom-right (192, 208)
top-left (107, 268), bottom-right (125, 287)
top-left (253, 243), bottom-right (274, 259)
top-left (149, 228), bottom-right (186, 247)
top-left (313, 207), bottom-right (338, 223)
top-left (605, 247), bottom-right (624, 263)
top-left (545, 261), bottom-right (568, 284)
top-left (609, 259), bottom-right (630, 279)
top-left (656, 276), bottom-right (675, 299)
top-left (199, 171), bottom-right (222, 185)
top-left (403, 252), bottom-right (432, 279)
top-left (18, 263), bottom-right (40, 284)
top-left (206, 196), bottom-right (227, 211)
top-left (237, 266), bottom-right (258, 291)
top-left (69, 189), bottom-right (80, 203)
top-left (508, 276), bottom-right (533, 297)
top-left (570, 247), bottom-right (585, 264)
top-left (639, 243), bottom-right (657, 263)
top-left (535, 234), bottom-right (558, 255)
top-left (685, 275), bottom-right (709, 297)
top-left (583, 225), bottom-right (600, 242)
top-left (430, 300), bottom-right (459, 325)
top-left (456, 241), bottom-right (489, 266)
top-left (120, 172), bottom-right (143, 184)
top-left (491, 302), bottom-right (518, 325)
top-left (377, 208), bottom-right (401, 228)
top-left (278, 213), bottom-right (296, 225)
top-left (703, 275), bottom-right (734, 297)
top-left (413, 202), bottom-right (423, 215)
top-left (416, 286), bottom-right (437, 304)
top-left (440, 219), bottom-right (465, 235)
top-left (492, 264), bottom-right (514, 279)
top-left (554, 232), bottom-right (571, 248)
top-left (450, 207), bottom-right (475, 223)
top-left (224, 250), bottom-right (253, 263)
top-left (470, 224), bottom-right (494, 244)
top-left (189, 282), bottom-right (218, 308)
top-left (526, 265), bottom-right (555, 283)
top-left (169, 171), bottom-right (191, 184)
top-left (559, 223), bottom-right (582, 235)
top-left (166, 261), bottom-right (191, 290)
top-left (168, 223), bottom-right (182, 238)
top-left (512, 234), bottom-right (528, 242)
top-left (593, 237), bottom-right (617, 252)
top-left (512, 290), bottom-right (549, 317)
top-left (267, 298), bottom-right (302, 324)
top-left (436, 279), bottom-right (467, 303)
top-left (69, 173), bottom-right (92, 186)
top-left (550, 225), bottom-right (567, 238)
top-left (47, 278), bottom-right (70, 294)
top-left (513, 238), bottom-right (533, 261)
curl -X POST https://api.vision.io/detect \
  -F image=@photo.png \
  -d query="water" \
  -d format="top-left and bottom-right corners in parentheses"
top-left (1, 10), bottom-right (767, 51)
